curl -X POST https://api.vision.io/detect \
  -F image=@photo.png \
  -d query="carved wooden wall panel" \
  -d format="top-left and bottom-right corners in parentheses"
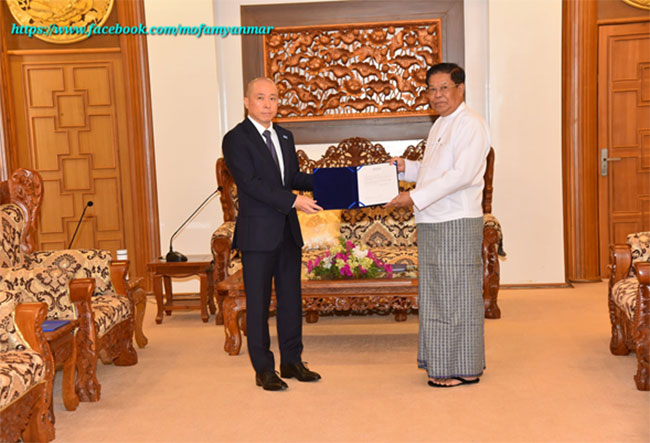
top-left (264, 20), bottom-right (441, 122)
top-left (10, 55), bottom-right (131, 254)
top-left (241, 0), bottom-right (464, 143)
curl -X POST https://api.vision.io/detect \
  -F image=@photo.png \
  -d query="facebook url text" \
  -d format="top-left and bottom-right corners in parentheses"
top-left (11, 23), bottom-right (274, 39)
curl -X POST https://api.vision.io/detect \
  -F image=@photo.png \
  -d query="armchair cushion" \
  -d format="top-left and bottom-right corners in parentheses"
top-left (340, 206), bottom-right (416, 248)
top-left (0, 350), bottom-right (45, 410)
top-left (628, 231), bottom-right (650, 267)
top-left (611, 276), bottom-right (639, 321)
top-left (0, 264), bottom-right (75, 320)
top-left (483, 214), bottom-right (506, 257)
top-left (24, 249), bottom-right (114, 295)
top-left (0, 291), bottom-right (45, 410)
top-left (0, 204), bottom-right (25, 268)
top-left (298, 210), bottom-right (342, 250)
top-left (91, 295), bottom-right (133, 339)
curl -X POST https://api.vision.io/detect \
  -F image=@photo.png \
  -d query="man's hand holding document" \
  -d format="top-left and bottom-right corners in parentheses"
top-left (313, 162), bottom-right (399, 210)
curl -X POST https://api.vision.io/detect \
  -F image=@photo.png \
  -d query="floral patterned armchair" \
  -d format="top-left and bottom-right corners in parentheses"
top-left (0, 292), bottom-right (54, 442)
top-left (0, 169), bottom-right (146, 403)
top-left (609, 231), bottom-right (650, 391)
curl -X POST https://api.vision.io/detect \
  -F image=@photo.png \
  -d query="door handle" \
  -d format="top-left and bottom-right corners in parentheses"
top-left (600, 148), bottom-right (621, 176)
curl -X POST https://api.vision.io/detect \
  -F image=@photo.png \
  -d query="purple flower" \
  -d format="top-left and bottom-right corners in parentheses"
top-left (359, 266), bottom-right (367, 274)
top-left (339, 264), bottom-right (353, 277)
top-left (346, 240), bottom-right (355, 251)
top-left (307, 260), bottom-right (314, 273)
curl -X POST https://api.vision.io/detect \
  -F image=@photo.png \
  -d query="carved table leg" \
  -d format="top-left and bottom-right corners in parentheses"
top-left (305, 311), bottom-right (319, 323)
top-left (224, 297), bottom-right (245, 355)
top-left (153, 275), bottom-right (164, 324)
top-left (200, 272), bottom-right (209, 323)
top-left (163, 276), bottom-right (173, 316)
top-left (206, 267), bottom-right (217, 316)
top-left (132, 287), bottom-right (148, 348)
top-left (215, 290), bottom-right (225, 326)
top-left (62, 334), bottom-right (79, 411)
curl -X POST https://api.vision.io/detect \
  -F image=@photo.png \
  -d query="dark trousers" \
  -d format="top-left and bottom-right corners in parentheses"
top-left (241, 223), bottom-right (303, 373)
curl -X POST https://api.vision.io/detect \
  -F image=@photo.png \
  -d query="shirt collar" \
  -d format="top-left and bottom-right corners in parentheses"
top-left (247, 116), bottom-right (274, 137)
top-left (440, 102), bottom-right (466, 120)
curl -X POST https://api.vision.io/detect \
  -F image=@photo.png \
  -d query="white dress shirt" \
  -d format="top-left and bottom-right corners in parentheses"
top-left (401, 102), bottom-right (490, 224)
top-left (248, 116), bottom-right (285, 185)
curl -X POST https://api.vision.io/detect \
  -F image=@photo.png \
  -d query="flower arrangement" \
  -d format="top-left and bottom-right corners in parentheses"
top-left (306, 238), bottom-right (393, 280)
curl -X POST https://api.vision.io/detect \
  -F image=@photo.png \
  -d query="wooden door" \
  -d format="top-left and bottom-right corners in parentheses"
top-left (598, 21), bottom-right (650, 276)
top-left (0, 0), bottom-right (159, 284)
top-left (8, 52), bottom-right (136, 254)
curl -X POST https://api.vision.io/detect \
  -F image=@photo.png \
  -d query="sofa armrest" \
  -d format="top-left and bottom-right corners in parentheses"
top-left (610, 244), bottom-right (632, 286)
top-left (211, 222), bottom-right (235, 282)
top-left (14, 302), bottom-right (49, 355)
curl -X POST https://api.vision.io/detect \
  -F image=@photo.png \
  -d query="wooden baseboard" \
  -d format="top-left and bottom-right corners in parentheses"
top-left (500, 282), bottom-right (575, 290)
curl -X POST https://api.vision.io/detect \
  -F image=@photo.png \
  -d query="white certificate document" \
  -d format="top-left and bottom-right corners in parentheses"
top-left (356, 163), bottom-right (399, 207)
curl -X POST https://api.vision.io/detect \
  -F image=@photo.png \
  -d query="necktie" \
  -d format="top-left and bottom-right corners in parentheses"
top-left (262, 130), bottom-right (281, 171)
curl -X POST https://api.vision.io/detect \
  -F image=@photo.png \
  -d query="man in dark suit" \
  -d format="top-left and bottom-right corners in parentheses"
top-left (222, 77), bottom-right (323, 391)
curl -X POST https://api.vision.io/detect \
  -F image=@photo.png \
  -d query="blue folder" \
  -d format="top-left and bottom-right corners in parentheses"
top-left (42, 320), bottom-right (71, 332)
top-left (313, 165), bottom-right (398, 210)
top-left (313, 167), bottom-right (360, 210)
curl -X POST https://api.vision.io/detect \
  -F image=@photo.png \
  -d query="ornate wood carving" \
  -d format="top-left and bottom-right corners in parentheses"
top-left (68, 278), bottom-right (101, 402)
top-left (482, 226), bottom-right (501, 319)
top-left (0, 168), bottom-right (44, 254)
top-left (622, 0), bottom-right (650, 10)
top-left (0, 383), bottom-right (48, 443)
top-left (126, 276), bottom-right (148, 348)
top-left (223, 283), bottom-right (418, 355)
top-left (216, 158), bottom-right (237, 222)
top-left (633, 262), bottom-right (650, 390)
top-left (297, 138), bottom-right (391, 172)
top-left (10, 301), bottom-right (55, 442)
top-left (264, 20), bottom-right (441, 122)
top-left (608, 244), bottom-right (650, 390)
top-left (6, 0), bottom-right (115, 44)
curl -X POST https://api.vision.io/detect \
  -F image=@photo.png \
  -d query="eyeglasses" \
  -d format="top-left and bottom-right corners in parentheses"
top-left (426, 84), bottom-right (457, 95)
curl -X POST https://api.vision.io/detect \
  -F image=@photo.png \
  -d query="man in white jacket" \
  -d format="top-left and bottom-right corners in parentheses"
top-left (387, 63), bottom-right (490, 388)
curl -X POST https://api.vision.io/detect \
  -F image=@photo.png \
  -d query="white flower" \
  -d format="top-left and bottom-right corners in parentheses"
top-left (352, 248), bottom-right (367, 260)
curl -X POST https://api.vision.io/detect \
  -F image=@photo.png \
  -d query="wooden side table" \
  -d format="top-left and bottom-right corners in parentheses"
top-left (147, 255), bottom-right (216, 323)
top-left (44, 319), bottom-right (79, 412)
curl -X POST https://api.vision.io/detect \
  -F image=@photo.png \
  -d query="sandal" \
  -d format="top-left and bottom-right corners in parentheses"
top-left (427, 377), bottom-right (480, 388)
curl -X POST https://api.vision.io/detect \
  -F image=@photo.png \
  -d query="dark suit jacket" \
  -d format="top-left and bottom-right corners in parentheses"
top-left (222, 118), bottom-right (313, 252)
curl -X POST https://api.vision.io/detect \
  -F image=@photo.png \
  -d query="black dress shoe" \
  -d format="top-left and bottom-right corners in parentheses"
top-left (255, 371), bottom-right (288, 391)
top-left (280, 362), bottom-right (321, 382)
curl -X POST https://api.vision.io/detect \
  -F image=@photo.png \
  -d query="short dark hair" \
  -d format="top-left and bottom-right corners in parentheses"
top-left (426, 63), bottom-right (465, 86)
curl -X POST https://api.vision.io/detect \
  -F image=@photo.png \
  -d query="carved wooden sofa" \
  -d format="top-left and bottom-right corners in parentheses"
top-left (609, 231), bottom-right (650, 391)
top-left (212, 138), bottom-right (505, 321)
top-left (0, 294), bottom-right (54, 442)
top-left (0, 168), bottom-right (146, 404)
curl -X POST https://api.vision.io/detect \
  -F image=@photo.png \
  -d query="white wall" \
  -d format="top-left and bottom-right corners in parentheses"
top-left (144, 0), bottom-right (221, 267)
top-left (488, 0), bottom-right (565, 283)
top-left (145, 0), bottom-right (565, 285)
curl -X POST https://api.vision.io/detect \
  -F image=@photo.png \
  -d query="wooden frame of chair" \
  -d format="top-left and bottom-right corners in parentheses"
top-left (609, 245), bottom-right (650, 391)
top-left (0, 168), bottom-right (148, 403)
top-left (0, 302), bottom-right (55, 443)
